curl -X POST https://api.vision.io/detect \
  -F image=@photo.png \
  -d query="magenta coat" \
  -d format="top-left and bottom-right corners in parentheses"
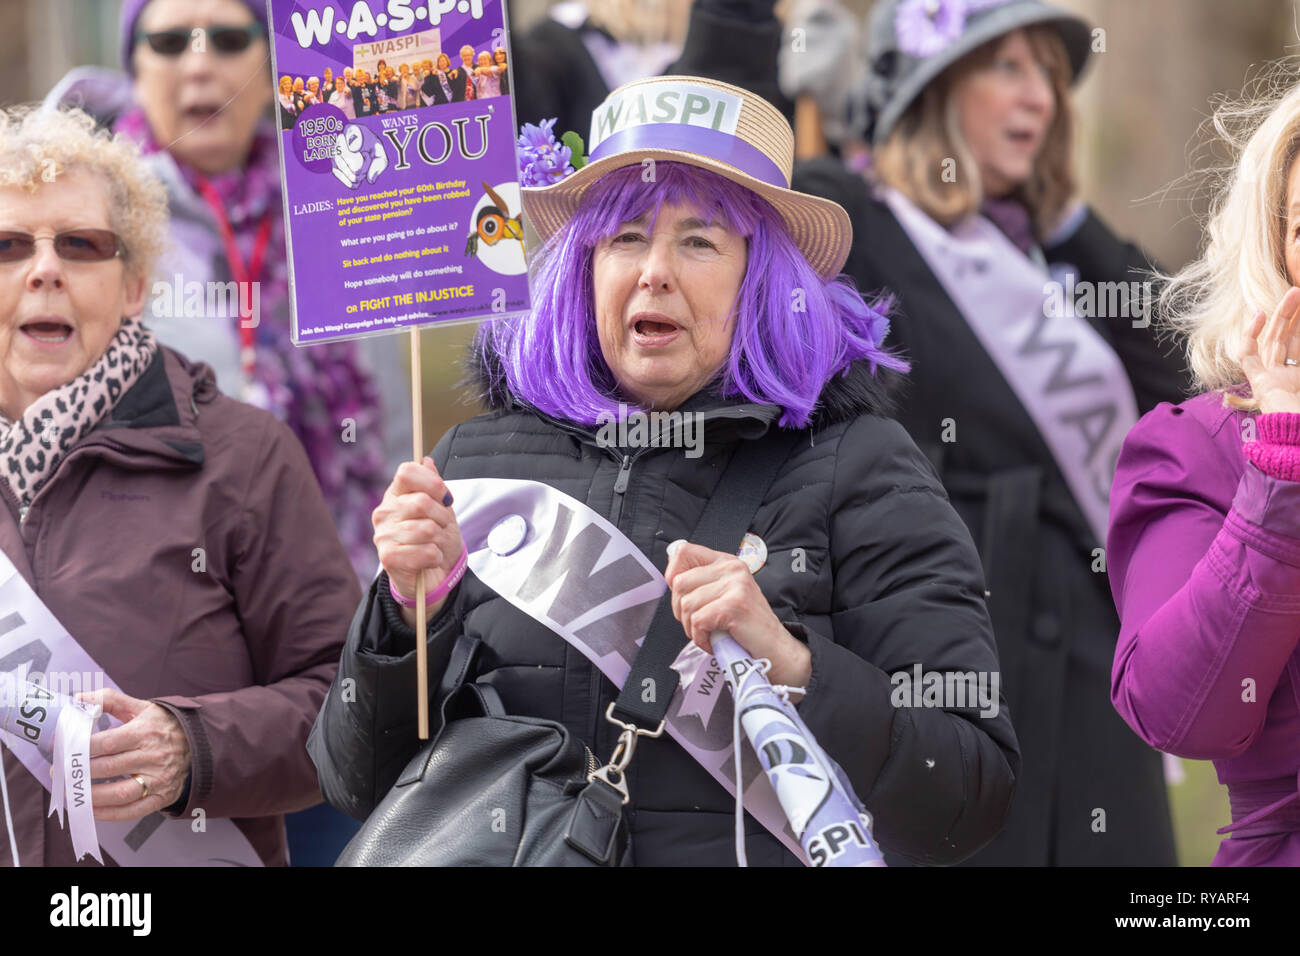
top-left (1109, 390), bottom-right (1300, 865)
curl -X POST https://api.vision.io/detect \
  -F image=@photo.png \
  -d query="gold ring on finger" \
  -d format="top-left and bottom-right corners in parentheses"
top-left (132, 774), bottom-right (149, 799)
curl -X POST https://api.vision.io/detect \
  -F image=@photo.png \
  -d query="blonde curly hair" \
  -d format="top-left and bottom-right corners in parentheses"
top-left (0, 104), bottom-right (169, 283)
top-left (1158, 61), bottom-right (1300, 410)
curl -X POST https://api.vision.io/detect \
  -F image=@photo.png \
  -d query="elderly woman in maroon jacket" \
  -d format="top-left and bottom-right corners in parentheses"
top-left (1108, 75), bottom-right (1300, 866)
top-left (0, 105), bottom-right (358, 867)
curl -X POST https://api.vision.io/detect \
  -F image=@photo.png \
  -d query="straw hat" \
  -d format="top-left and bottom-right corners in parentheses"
top-left (520, 75), bottom-right (853, 278)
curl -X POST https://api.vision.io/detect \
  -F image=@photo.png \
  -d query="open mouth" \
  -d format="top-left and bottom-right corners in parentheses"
top-left (631, 316), bottom-right (682, 348)
top-left (182, 104), bottom-right (222, 122)
top-left (1006, 130), bottom-right (1038, 147)
top-left (634, 318), bottom-right (680, 336)
top-left (20, 320), bottom-right (74, 345)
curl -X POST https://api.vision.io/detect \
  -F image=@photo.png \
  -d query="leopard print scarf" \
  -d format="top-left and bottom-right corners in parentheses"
top-left (0, 316), bottom-right (158, 508)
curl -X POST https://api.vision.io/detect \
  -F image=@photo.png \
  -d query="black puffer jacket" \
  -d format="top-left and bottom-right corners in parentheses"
top-left (309, 354), bottom-right (1020, 866)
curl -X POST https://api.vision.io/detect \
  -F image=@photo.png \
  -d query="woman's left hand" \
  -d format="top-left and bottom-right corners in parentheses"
top-left (80, 689), bottom-right (192, 821)
top-left (665, 540), bottom-right (812, 691)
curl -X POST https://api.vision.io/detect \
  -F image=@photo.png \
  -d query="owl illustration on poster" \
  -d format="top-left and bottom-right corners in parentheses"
top-left (465, 181), bottom-right (525, 275)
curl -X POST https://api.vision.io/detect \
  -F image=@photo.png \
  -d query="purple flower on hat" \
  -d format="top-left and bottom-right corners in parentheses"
top-left (895, 0), bottom-right (969, 58)
top-left (517, 119), bottom-right (575, 187)
top-left (894, 0), bottom-right (1018, 59)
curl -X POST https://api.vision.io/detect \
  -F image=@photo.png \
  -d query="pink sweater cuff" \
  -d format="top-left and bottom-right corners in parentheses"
top-left (1244, 413), bottom-right (1300, 480)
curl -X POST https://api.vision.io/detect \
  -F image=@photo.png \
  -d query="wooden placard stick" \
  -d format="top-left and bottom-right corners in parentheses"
top-left (411, 326), bottom-right (429, 739)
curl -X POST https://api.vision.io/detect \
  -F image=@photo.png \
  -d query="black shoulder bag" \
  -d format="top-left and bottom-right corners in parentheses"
top-left (335, 429), bottom-right (798, 866)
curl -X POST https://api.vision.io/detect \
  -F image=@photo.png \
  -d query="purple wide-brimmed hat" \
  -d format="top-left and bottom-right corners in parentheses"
top-left (521, 75), bottom-right (853, 278)
top-left (119, 0), bottom-right (268, 74)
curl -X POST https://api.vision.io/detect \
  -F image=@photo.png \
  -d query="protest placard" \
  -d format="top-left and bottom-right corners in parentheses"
top-left (267, 1), bottom-right (528, 734)
top-left (267, 0), bottom-right (529, 345)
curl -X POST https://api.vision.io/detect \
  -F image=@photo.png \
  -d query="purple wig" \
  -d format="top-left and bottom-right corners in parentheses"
top-left (478, 162), bottom-right (908, 429)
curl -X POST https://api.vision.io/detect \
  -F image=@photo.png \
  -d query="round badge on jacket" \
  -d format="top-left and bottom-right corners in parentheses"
top-left (488, 513), bottom-right (528, 556)
top-left (737, 532), bottom-right (767, 573)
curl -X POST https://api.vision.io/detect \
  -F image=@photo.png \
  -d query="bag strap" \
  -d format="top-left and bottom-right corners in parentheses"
top-left (610, 427), bottom-right (801, 731)
top-left (436, 632), bottom-right (483, 705)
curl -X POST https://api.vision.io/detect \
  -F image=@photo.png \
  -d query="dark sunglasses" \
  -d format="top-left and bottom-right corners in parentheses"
top-left (0, 230), bottom-right (124, 264)
top-left (135, 23), bottom-right (265, 57)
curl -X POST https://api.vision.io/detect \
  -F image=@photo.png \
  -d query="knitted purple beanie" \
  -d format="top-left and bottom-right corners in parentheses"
top-left (120, 0), bottom-right (269, 73)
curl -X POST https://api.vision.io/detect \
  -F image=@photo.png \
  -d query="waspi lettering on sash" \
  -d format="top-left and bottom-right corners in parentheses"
top-left (880, 187), bottom-right (1138, 545)
top-left (447, 477), bottom-right (807, 860)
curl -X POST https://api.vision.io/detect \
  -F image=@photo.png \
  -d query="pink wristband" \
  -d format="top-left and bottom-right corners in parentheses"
top-left (388, 546), bottom-right (469, 609)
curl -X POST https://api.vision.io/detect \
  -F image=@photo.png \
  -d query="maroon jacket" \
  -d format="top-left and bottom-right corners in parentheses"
top-left (0, 348), bottom-right (360, 866)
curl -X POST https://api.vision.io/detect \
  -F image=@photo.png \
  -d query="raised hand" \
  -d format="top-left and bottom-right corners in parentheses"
top-left (1240, 286), bottom-right (1300, 414)
top-left (373, 457), bottom-right (464, 623)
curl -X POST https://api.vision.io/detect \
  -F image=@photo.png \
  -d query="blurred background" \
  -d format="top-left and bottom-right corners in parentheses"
top-left (6, 0), bottom-right (1295, 865)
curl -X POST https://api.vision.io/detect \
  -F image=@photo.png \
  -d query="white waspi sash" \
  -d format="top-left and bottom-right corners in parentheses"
top-left (445, 477), bottom-right (808, 863)
top-left (1, 678), bottom-right (101, 862)
top-left (0, 548), bottom-right (263, 866)
top-left (880, 188), bottom-right (1138, 545)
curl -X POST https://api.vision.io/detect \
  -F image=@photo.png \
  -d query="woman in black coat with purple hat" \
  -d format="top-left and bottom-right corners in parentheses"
top-left (701, 0), bottom-right (1184, 866)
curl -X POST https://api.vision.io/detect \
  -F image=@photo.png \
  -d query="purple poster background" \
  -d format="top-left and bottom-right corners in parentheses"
top-left (267, 1), bottom-right (530, 344)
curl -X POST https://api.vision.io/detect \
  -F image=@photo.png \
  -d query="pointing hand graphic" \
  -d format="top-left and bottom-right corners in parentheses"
top-left (332, 123), bottom-right (389, 189)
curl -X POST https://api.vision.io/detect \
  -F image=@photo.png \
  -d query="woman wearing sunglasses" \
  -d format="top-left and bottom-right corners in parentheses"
top-left (46, 0), bottom-right (405, 586)
top-left (43, 0), bottom-right (409, 864)
top-left (0, 105), bottom-right (361, 868)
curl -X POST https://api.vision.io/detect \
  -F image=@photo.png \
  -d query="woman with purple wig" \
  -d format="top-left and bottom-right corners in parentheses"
top-left (311, 76), bottom-right (1020, 866)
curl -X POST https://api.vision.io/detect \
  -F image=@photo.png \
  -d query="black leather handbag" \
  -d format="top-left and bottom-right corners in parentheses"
top-left (335, 430), bottom-right (798, 867)
top-left (335, 632), bottom-right (630, 865)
